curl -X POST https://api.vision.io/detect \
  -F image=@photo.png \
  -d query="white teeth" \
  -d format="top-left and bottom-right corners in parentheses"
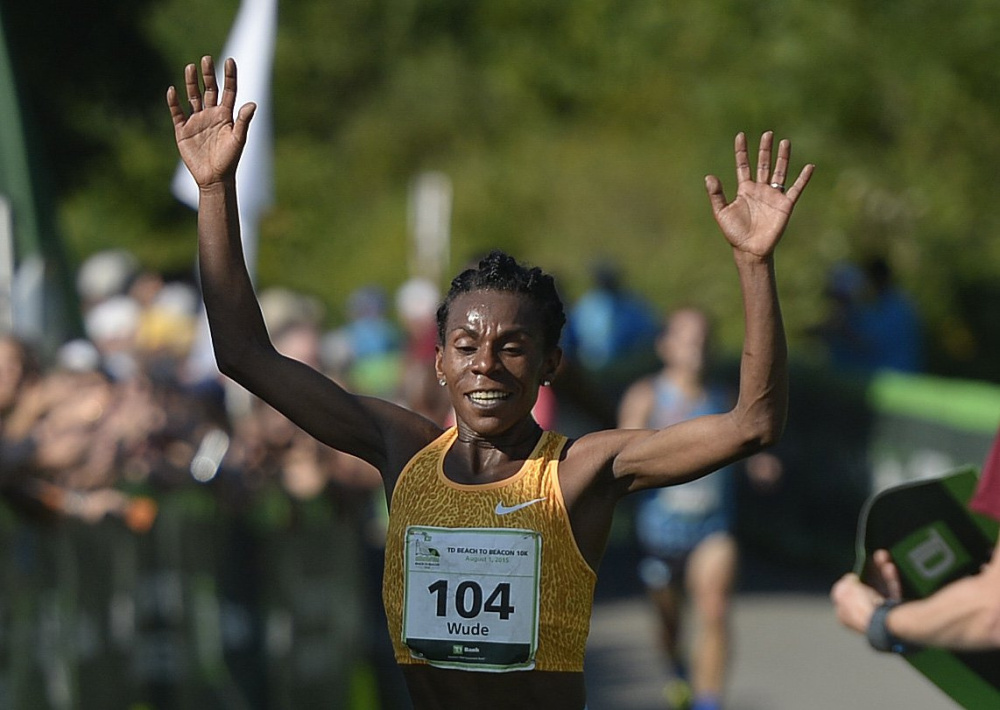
top-left (468, 391), bottom-right (510, 403)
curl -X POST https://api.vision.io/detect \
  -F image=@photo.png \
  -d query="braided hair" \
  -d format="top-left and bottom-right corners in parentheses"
top-left (436, 250), bottom-right (566, 351)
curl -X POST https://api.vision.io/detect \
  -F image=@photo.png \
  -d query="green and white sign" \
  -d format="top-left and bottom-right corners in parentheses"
top-left (892, 521), bottom-right (971, 598)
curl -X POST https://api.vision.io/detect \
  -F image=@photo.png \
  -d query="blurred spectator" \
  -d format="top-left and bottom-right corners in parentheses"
top-left (0, 333), bottom-right (40, 418)
top-left (76, 248), bottom-right (139, 313)
top-left (3, 247), bottom-right (219, 525)
top-left (0, 334), bottom-right (43, 488)
top-left (618, 307), bottom-right (780, 710)
top-left (84, 294), bottom-right (142, 381)
top-left (809, 257), bottom-right (923, 375)
top-left (395, 277), bottom-right (450, 425)
top-left (0, 336), bottom-right (159, 529)
top-left (10, 346), bottom-right (119, 490)
top-left (345, 285), bottom-right (398, 358)
top-left (558, 259), bottom-right (659, 428)
top-left (807, 261), bottom-right (867, 370)
top-left (855, 256), bottom-right (924, 373)
top-left (259, 286), bottom-right (325, 336)
top-left (337, 285), bottom-right (402, 398)
top-left (562, 260), bottom-right (659, 372)
top-left (134, 279), bottom-right (200, 371)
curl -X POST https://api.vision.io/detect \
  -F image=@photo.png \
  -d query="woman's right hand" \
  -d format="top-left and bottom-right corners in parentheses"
top-left (166, 55), bottom-right (257, 188)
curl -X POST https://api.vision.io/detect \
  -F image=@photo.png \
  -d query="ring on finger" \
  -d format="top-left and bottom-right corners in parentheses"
top-left (769, 182), bottom-right (786, 193)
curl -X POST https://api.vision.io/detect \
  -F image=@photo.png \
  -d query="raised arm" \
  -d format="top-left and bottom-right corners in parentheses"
top-left (167, 57), bottom-right (269, 387)
top-left (612, 131), bottom-right (813, 490)
top-left (166, 57), bottom-right (432, 473)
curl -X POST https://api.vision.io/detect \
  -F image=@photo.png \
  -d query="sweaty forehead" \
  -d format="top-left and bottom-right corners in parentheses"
top-left (445, 290), bottom-right (543, 336)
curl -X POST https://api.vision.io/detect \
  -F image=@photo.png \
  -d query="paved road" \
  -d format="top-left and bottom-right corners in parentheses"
top-left (584, 557), bottom-right (957, 710)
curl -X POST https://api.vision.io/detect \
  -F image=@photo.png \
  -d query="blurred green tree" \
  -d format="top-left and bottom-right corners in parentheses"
top-left (4, 0), bottom-right (1000, 379)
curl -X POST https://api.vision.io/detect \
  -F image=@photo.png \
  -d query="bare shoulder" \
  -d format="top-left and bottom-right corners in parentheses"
top-left (360, 394), bottom-right (446, 483)
top-left (558, 429), bottom-right (651, 565)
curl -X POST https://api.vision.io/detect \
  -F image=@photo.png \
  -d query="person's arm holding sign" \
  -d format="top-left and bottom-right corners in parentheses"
top-left (832, 544), bottom-right (1000, 651)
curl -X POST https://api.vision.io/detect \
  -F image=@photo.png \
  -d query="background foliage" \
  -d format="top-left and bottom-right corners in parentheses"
top-left (4, 0), bottom-right (1000, 379)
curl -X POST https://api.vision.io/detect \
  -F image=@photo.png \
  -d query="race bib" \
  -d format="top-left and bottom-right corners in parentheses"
top-left (402, 526), bottom-right (542, 672)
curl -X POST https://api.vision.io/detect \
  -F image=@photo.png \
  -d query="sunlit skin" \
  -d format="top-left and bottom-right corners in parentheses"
top-left (167, 55), bottom-right (813, 710)
top-left (435, 291), bottom-right (560, 482)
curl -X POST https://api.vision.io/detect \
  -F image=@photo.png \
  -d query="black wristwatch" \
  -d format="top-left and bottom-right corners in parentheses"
top-left (866, 599), bottom-right (920, 654)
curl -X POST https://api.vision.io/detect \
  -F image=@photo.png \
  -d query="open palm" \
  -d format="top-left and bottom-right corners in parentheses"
top-left (706, 132), bottom-right (814, 258)
top-left (166, 56), bottom-right (256, 188)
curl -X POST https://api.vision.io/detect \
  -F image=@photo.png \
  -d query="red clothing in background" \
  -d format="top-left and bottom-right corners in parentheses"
top-left (971, 424), bottom-right (1000, 522)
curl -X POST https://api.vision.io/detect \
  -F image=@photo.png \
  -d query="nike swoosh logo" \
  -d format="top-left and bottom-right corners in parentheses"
top-left (495, 497), bottom-right (547, 516)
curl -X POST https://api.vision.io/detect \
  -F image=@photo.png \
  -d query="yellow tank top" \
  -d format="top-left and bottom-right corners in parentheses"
top-left (382, 427), bottom-right (596, 673)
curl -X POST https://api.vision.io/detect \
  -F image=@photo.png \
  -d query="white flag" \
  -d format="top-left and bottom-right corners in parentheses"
top-left (171, 0), bottom-right (277, 275)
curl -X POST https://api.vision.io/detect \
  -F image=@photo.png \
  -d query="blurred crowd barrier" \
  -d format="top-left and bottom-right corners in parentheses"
top-left (0, 484), bottom-right (376, 710)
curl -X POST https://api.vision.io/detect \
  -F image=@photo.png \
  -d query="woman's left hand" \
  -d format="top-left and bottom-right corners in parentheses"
top-left (706, 131), bottom-right (814, 258)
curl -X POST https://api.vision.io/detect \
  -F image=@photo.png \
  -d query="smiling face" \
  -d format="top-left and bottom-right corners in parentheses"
top-left (435, 289), bottom-right (561, 439)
